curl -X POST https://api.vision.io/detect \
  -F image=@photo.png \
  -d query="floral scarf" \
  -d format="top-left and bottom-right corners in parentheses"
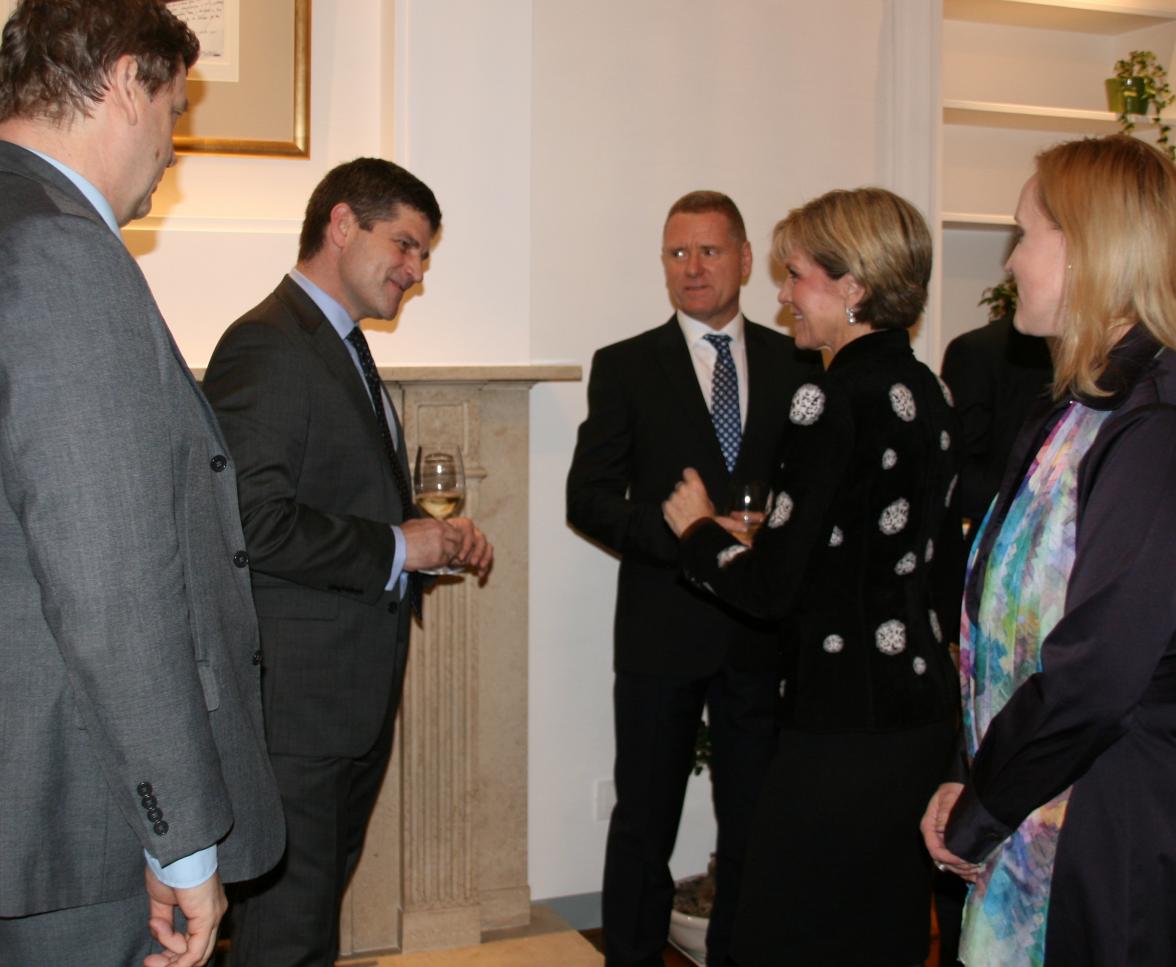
top-left (957, 400), bottom-right (1111, 966)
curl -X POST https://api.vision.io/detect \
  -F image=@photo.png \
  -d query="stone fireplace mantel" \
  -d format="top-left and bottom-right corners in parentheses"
top-left (196, 361), bottom-right (580, 956)
top-left (334, 363), bottom-right (579, 956)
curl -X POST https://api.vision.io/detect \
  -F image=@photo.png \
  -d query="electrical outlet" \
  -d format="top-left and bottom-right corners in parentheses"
top-left (593, 778), bottom-right (616, 822)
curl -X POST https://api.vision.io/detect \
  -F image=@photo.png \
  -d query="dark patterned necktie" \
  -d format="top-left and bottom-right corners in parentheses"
top-left (704, 333), bottom-right (741, 472)
top-left (346, 326), bottom-right (422, 618)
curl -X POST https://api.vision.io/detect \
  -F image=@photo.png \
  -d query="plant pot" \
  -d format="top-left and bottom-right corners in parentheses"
top-left (668, 906), bottom-right (708, 964)
top-left (1106, 76), bottom-right (1151, 115)
top-left (670, 872), bottom-right (712, 964)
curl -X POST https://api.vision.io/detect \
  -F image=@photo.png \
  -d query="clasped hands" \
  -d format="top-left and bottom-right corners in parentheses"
top-left (668, 474), bottom-right (987, 887)
top-left (403, 516), bottom-right (493, 578)
top-left (920, 782), bottom-right (987, 882)
top-left (662, 468), bottom-right (762, 543)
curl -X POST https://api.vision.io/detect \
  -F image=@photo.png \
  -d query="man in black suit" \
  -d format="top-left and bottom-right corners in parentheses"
top-left (941, 313), bottom-right (1053, 543)
top-left (567, 191), bottom-right (819, 967)
top-left (203, 159), bottom-right (492, 967)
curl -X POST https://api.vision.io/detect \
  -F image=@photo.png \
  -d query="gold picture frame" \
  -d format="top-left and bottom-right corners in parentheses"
top-left (173, 0), bottom-right (310, 158)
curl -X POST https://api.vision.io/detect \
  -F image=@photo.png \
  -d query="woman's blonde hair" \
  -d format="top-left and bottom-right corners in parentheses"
top-left (1035, 135), bottom-right (1176, 398)
top-left (771, 187), bottom-right (931, 330)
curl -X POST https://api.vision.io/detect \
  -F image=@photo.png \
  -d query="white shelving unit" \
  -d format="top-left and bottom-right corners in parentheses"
top-left (937, 0), bottom-right (1176, 356)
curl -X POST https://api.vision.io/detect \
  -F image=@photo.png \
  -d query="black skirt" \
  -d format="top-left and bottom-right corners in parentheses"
top-left (731, 719), bottom-right (954, 967)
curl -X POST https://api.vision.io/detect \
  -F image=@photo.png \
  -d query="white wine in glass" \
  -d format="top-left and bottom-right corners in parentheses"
top-left (413, 445), bottom-right (465, 573)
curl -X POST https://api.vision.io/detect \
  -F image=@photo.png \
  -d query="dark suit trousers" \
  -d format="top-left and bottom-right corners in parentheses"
top-left (228, 704), bottom-right (398, 967)
top-left (603, 663), bottom-right (777, 967)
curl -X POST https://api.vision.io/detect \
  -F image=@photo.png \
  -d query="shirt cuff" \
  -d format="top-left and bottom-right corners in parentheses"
top-left (386, 524), bottom-right (408, 592)
top-left (144, 844), bottom-right (218, 889)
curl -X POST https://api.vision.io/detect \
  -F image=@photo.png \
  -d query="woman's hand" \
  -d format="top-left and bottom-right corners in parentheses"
top-left (920, 782), bottom-right (986, 882)
top-left (714, 511), bottom-right (764, 545)
top-left (662, 468), bottom-right (716, 537)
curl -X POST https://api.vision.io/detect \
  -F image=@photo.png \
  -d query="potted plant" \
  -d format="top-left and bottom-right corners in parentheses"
top-left (978, 277), bottom-right (1018, 322)
top-left (669, 721), bottom-right (715, 964)
top-left (1106, 50), bottom-right (1174, 160)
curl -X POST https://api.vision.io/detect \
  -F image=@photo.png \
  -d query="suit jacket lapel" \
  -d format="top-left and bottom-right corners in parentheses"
top-left (273, 277), bottom-right (388, 449)
top-left (271, 278), bottom-right (403, 504)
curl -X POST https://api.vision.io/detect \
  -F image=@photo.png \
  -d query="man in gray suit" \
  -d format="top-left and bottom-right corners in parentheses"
top-left (203, 158), bottom-right (492, 966)
top-left (0, 2), bottom-right (284, 966)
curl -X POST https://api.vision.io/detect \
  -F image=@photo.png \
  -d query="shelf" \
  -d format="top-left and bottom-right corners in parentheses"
top-left (943, 213), bottom-right (1018, 227)
top-left (937, 0), bottom-right (1176, 354)
top-left (944, 98), bottom-right (1122, 132)
top-left (945, 0), bottom-right (1176, 34)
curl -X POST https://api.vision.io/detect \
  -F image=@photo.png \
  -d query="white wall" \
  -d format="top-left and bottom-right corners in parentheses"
top-left (527, 0), bottom-right (911, 900)
top-left (128, 0), bottom-right (394, 365)
top-left (125, 0), bottom-right (934, 906)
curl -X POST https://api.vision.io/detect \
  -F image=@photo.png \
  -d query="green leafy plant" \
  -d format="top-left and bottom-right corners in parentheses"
top-left (1111, 50), bottom-right (1174, 160)
top-left (978, 278), bottom-right (1018, 323)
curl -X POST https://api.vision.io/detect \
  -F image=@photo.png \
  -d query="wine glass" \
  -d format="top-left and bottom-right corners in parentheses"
top-left (413, 444), bottom-right (466, 574)
top-left (730, 480), bottom-right (770, 542)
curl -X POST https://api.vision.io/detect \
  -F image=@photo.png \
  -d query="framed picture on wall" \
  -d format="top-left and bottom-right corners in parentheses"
top-left (169, 0), bottom-right (310, 158)
top-left (0, 0), bottom-right (310, 158)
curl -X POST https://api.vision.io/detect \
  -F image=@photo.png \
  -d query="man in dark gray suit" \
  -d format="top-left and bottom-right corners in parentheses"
top-left (0, 2), bottom-right (284, 966)
top-left (203, 158), bottom-right (492, 967)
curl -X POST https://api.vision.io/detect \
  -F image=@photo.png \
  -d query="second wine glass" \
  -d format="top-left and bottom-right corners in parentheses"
top-left (413, 444), bottom-right (466, 573)
top-left (730, 480), bottom-right (770, 541)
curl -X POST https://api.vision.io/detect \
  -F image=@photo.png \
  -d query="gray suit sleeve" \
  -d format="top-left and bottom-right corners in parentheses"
top-left (0, 211), bottom-right (231, 863)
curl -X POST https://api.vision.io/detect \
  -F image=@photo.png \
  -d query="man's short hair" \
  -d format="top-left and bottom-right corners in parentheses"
top-left (298, 158), bottom-right (443, 262)
top-left (0, 0), bottom-right (198, 123)
top-left (665, 190), bottom-right (747, 244)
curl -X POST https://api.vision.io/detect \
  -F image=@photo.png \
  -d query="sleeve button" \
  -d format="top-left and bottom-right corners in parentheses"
top-left (233, 550), bottom-right (250, 568)
top-left (153, 820), bottom-right (169, 836)
top-left (210, 454), bottom-right (228, 472)
top-left (136, 782), bottom-right (153, 797)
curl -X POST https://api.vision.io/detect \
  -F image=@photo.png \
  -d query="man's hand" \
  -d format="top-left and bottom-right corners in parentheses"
top-left (402, 517), bottom-right (463, 571)
top-left (919, 782), bottom-right (986, 882)
top-left (446, 517), bottom-right (494, 578)
top-left (143, 866), bottom-right (226, 967)
top-left (662, 468), bottom-right (716, 538)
